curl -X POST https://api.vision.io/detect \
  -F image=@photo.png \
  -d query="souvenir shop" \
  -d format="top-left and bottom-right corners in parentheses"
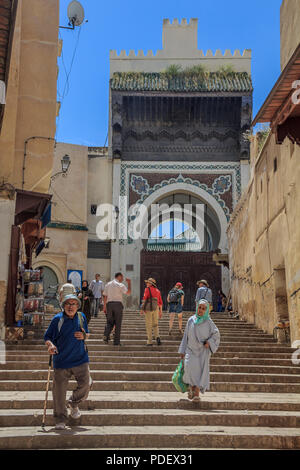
top-left (5, 189), bottom-right (52, 341)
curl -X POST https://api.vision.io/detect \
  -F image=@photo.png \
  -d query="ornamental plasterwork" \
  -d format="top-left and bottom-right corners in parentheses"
top-left (118, 161), bottom-right (241, 245)
top-left (130, 173), bottom-right (231, 219)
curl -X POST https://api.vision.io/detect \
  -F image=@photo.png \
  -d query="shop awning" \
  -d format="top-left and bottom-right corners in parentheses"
top-left (14, 189), bottom-right (52, 226)
top-left (253, 42), bottom-right (300, 144)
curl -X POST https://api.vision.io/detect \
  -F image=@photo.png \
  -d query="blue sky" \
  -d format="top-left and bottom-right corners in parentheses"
top-left (57, 0), bottom-right (283, 146)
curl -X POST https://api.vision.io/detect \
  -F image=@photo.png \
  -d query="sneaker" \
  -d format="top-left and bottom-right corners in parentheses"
top-left (147, 343), bottom-right (153, 347)
top-left (156, 337), bottom-right (162, 346)
top-left (55, 422), bottom-right (66, 430)
top-left (70, 406), bottom-right (81, 419)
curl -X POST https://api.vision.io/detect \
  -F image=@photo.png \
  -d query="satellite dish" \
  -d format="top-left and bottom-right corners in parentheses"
top-left (67, 1), bottom-right (85, 27)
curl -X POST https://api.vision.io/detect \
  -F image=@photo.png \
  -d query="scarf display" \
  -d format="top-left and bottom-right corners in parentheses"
top-left (193, 299), bottom-right (210, 325)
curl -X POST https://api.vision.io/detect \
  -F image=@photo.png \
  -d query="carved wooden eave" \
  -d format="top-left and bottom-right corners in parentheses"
top-left (252, 42), bottom-right (300, 145)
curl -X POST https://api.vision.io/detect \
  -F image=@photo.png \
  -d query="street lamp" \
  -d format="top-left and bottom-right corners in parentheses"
top-left (61, 154), bottom-right (71, 173)
top-left (49, 154), bottom-right (71, 187)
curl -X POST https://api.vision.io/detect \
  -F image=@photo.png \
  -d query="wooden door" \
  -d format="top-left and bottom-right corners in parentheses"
top-left (140, 251), bottom-right (222, 311)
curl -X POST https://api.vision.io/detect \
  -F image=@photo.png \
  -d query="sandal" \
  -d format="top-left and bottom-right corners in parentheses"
top-left (192, 395), bottom-right (201, 403)
top-left (188, 387), bottom-right (194, 400)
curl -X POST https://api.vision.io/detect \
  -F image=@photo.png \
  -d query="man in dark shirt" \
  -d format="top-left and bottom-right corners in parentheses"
top-left (44, 294), bottom-right (90, 430)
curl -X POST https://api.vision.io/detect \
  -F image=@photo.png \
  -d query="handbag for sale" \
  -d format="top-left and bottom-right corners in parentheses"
top-left (172, 359), bottom-right (189, 393)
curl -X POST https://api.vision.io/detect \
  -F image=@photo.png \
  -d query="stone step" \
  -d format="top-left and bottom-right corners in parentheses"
top-left (5, 344), bottom-right (294, 353)
top-left (3, 350), bottom-right (296, 359)
top-left (87, 330), bottom-right (274, 338)
top-left (1, 391), bottom-right (299, 412)
top-left (0, 409), bottom-right (299, 428)
top-left (1, 357), bottom-right (299, 367)
top-left (0, 380), bottom-right (299, 393)
top-left (1, 369), bottom-right (300, 384)
top-left (1, 363), bottom-right (299, 375)
top-left (18, 336), bottom-right (277, 345)
top-left (0, 425), bottom-right (299, 449)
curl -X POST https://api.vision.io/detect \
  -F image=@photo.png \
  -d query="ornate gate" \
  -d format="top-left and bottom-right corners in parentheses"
top-left (140, 251), bottom-right (222, 311)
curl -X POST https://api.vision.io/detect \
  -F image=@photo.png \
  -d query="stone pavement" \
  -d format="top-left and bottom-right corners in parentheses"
top-left (0, 311), bottom-right (299, 449)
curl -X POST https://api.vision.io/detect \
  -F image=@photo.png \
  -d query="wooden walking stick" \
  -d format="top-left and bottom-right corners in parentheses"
top-left (42, 355), bottom-right (52, 429)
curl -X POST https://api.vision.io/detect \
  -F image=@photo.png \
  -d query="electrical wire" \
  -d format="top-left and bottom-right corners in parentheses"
top-left (55, 25), bottom-right (83, 141)
top-left (50, 184), bottom-right (86, 224)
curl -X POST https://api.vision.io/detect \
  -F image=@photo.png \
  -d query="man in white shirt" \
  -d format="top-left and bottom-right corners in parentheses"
top-left (103, 273), bottom-right (131, 346)
top-left (89, 274), bottom-right (104, 318)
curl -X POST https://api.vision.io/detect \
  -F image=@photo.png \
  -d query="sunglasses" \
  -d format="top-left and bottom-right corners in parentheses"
top-left (65, 302), bottom-right (78, 307)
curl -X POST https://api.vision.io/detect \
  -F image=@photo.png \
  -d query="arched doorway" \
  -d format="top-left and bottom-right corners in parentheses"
top-left (38, 265), bottom-right (59, 308)
top-left (139, 191), bottom-right (223, 311)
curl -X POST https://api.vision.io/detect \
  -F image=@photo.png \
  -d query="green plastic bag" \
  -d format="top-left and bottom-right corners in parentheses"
top-left (172, 359), bottom-right (189, 393)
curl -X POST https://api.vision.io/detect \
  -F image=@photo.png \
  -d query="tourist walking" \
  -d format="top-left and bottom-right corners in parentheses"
top-left (44, 294), bottom-right (91, 430)
top-left (103, 273), bottom-right (131, 346)
top-left (140, 278), bottom-right (163, 346)
top-left (59, 279), bottom-right (76, 304)
top-left (167, 282), bottom-right (185, 335)
top-left (217, 290), bottom-right (226, 312)
top-left (78, 280), bottom-right (94, 324)
top-left (178, 299), bottom-right (220, 402)
top-left (89, 274), bottom-right (104, 318)
top-left (195, 279), bottom-right (213, 312)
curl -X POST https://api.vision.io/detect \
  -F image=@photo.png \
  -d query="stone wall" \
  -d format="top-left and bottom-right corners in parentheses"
top-left (0, 0), bottom-right (59, 192)
top-left (228, 133), bottom-right (300, 344)
top-left (280, 0), bottom-right (300, 69)
top-left (34, 142), bottom-right (89, 283)
top-left (87, 148), bottom-right (112, 283)
top-left (110, 19), bottom-right (251, 75)
top-left (0, 0), bottom-right (59, 338)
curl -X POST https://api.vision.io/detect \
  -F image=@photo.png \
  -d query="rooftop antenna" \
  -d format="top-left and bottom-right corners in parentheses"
top-left (60, 1), bottom-right (86, 30)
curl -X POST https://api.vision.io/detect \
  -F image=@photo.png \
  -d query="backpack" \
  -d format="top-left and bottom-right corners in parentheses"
top-left (168, 289), bottom-right (182, 303)
top-left (56, 312), bottom-right (88, 352)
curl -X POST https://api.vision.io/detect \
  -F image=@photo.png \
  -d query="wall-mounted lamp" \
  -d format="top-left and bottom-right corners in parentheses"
top-left (44, 237), bottom-right (50, 248)
top-left (61, 154), bottom-right (71, 173)
top-left (49, 154), bottom-right (71, 188)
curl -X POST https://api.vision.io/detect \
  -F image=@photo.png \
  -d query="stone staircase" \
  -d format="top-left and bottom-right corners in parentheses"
top-left (0, 311), bottom-right (300, 449)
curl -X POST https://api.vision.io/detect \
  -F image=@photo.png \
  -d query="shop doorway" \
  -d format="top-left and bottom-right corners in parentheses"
top-left (39, 266), bottom-right (59, 308)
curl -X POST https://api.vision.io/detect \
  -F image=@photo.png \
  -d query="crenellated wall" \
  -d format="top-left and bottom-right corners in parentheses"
top-left (110, 18), bottom-right (251, 76)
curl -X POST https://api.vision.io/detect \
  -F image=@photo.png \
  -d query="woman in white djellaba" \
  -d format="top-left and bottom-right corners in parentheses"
top-left (178, 299), bottom-right (220, 402)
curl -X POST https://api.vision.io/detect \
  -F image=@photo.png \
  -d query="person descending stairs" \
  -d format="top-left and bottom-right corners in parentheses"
top-left (0, 311), bottom-right (300, 449)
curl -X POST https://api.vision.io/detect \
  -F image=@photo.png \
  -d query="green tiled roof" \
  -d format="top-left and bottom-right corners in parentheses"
top-left (111, 72), bottom-right (252, 93)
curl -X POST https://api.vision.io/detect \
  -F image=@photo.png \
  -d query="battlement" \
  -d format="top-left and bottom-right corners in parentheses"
top-left (110, 49), bottom-right (252, 59)
top-left (110, 19), bottom-right (251, 76)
